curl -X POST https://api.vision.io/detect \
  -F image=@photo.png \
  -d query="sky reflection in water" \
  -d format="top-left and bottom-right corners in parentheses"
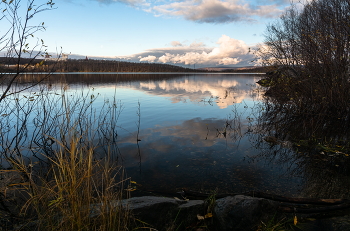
top-left (67, 73), bottom-right (301, 196)
top-left (18, 73), bottom-right (303, 196)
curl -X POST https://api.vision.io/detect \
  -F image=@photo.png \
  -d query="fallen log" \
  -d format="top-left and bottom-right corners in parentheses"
top-left (181, 189), bottom-right (348, 205)
top-left (279, 202), bottom-right (350, 213)
top-left (244, 191), bottom-right (347, 205)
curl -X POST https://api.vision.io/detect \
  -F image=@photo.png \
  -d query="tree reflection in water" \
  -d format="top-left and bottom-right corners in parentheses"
top-left (248, 96), bottom-right (350, 199)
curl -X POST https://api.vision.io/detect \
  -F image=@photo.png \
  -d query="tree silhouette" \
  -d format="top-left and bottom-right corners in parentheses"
top-left (0, 0), bottom-right (55, 102)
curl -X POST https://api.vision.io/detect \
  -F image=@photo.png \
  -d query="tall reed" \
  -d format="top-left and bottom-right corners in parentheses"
top-left (0, 82), bottom-right (133, 230)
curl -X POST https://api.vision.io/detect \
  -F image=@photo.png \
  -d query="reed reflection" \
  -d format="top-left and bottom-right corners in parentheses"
top-left (117, 114), bottom-right (300, 195)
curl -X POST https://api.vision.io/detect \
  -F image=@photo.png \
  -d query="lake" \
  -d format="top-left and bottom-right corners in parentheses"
top-left (3, 73), bottom-right (350, 199)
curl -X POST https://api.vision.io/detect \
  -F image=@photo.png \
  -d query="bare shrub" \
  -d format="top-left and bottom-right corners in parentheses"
top-left (257, 0), bottom-right (350, 118)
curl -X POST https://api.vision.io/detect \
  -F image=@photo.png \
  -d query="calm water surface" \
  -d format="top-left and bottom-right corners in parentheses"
top-left (51, 73), bottom-right (303, 196)
top-left (8, 73), bottom-right (308, 196)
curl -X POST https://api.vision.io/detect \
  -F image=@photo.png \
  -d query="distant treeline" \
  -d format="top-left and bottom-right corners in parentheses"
top-left (220, 66), bottom-right (275, 73)
top-left (0, 58), bottom-right (209, 73)
top-left (15, 73), bottom-right (200, 85)
top-left (0, 57), bottom-right (273, 73)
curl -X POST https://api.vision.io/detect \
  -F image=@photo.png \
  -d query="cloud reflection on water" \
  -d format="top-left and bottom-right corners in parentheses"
top-left (116, 75), bottom-right (263, 108)
top-left (116, 116), bottom-right (301, 195)
top-left (13, 73), bottom-right (305, 196)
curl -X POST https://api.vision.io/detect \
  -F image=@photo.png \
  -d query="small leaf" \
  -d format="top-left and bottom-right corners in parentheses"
top-left (294, 215), bottom-right (298, 225)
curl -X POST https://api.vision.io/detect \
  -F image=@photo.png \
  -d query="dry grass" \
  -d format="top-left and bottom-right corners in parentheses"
top-left (0, 87), bottom-right (136, 230)
top-left (1, 131), bottom-right (133, 231)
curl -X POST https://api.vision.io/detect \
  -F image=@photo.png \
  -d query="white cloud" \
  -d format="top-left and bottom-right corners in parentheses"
top-left (121, 35), bottom-right (256, 67)
top-left (171, 41), bottom-right (183, 47)
top-left (139, 55), bottom-right (157, 62)
top-left (190, 41), bottom-right (205, 48)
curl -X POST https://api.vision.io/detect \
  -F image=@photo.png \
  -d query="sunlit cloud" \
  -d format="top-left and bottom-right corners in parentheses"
top-left (121, 35), bottom-right (256, 67)
top-left (139, 55), bottom-right (157, 62)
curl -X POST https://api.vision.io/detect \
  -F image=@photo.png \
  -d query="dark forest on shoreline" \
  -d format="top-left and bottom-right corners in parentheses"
top-left (0, 57), bottom-right (269, 73)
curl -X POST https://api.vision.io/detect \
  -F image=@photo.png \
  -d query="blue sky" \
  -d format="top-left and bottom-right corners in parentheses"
top-left (5, 0), bottom-right (292, 67)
